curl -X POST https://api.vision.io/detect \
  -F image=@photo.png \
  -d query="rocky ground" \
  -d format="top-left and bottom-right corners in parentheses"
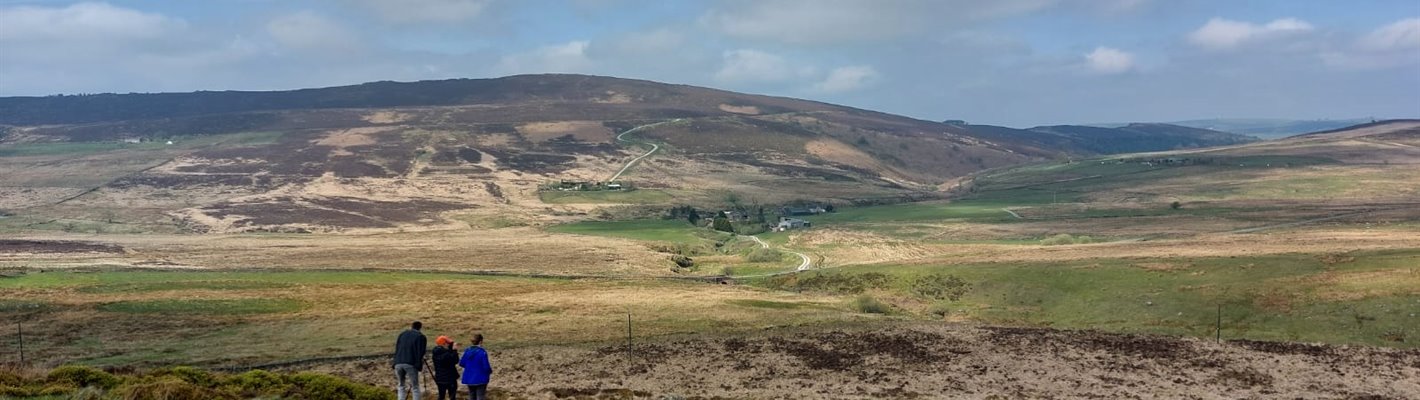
top-left (293, 322), bottom-right (1418, 399)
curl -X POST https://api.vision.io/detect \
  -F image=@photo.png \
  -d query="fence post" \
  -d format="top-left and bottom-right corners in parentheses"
top-left (626, 310), bottom-right (633, 374)
top-left (16, 322), bottom-right (24, 365)
top-left (1215, 304), bottom-right (1222, 344)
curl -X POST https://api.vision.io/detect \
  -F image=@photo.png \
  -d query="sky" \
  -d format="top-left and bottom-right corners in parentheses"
top-left (0, 0), bottom-right (1417, 127)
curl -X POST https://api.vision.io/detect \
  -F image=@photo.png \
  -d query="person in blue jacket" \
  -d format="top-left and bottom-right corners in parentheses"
top-left (459, 333), bottom-right (493, 400)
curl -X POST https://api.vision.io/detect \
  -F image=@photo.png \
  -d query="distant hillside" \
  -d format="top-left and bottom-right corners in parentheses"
top-left (1162, 118), bottom-right (1372, 139)
top-left (962, 119), bottom-right (1420, 207)
top-left (0, 74), bottom-right (1061, 233)
top-left (954, 122), bottom-right (1257, 156)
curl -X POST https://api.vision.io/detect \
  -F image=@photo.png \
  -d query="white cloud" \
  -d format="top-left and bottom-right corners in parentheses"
top-left (812, 66), bottom-right (880, 93)
top-left (714, 49), bottom-right (812, 83)
top-left (1188, 17), bottom-right (1314, 50)
top-left (352, 0), bottom-right (490, 24)
top-left (1322, 17), bottom-right (1420, 70)
top-left (266, 12), bottom-right (361, 52)
top-left (700, 0), bottom-right (1054, 45)
top-left (1084, 46), bottom-right (1134, 74)
top-left (1359, 17), bottom-right (1420, 51)
top-left (495, 41), bottom-right (594, 75)
top-left (0, 2), bottom-right (184, 42)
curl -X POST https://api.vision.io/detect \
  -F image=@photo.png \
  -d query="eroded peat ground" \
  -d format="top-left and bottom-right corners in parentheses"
top-left (299, 323), bottom-right (1419, 399)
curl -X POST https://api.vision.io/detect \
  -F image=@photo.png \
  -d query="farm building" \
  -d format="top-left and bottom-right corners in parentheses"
top-left (775, 217), bottom-right (811, 232)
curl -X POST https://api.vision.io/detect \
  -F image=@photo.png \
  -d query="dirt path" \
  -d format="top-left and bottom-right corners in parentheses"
top-left (609, 119), bottom-right (679, 182)
top-left (1001, 208), bottom-right (1022, 219)
top-left (745, 235), bottom-right (812, 271)
top-left (1226, 208), bottom-right (1380, 234)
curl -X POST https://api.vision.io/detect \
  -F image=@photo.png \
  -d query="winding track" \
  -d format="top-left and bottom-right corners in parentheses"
top-left (744, 235), bottom-right (812, 271)
top-left (609, 119), bottom-right (680, 182)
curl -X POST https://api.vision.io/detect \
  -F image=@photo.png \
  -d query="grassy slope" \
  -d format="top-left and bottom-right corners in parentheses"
top-left (0, 270), bottom-right (863, 367)
top-left (748, 249), bottom-right (1420, 348)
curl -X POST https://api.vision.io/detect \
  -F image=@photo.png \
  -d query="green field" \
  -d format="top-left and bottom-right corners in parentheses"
top-left (538, 189), bottom-right (676, 204)
top-left (98, 298), bottom-right (306, 315)
top-left (547, 219), bottom-right (726, 243)
top-left (750, 249), bottom-right (1420, 348)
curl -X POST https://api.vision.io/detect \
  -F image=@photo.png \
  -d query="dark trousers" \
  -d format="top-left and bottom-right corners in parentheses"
top-left (436, 382), bottom-right (458, 400)
top-left (466, 384), bottom-right (488, 400)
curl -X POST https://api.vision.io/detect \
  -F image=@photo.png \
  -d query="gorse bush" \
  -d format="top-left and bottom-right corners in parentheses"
top-left (852, 295), bottom-right (892, 314)
top-left (47, 365), bottom-right (120, 390)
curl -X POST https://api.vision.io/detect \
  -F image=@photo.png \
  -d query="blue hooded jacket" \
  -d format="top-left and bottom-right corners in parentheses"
top-left (459, 346), bottom-right (492, 385)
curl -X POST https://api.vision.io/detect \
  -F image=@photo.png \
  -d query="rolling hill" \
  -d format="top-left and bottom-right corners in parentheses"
top-left (0, 74), bottom-right (1286, 234)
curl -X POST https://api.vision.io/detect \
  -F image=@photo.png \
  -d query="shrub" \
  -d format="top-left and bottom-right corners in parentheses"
top-left (851, 295), bottom-right (891, 314)
top-left (1170, 201), bottom-right (1182, 210)
top-left (153, 366), bottom-right (217, 387)
top-left (222, 369), bottom-right (290, 397)
top-left (711, 217), bottom-right (734, 233)
top-left (765, 272), bottom-right (892, 295)
top-left (110, 377), bottom-right (234, 400)
top-left (909, 273), bottom-right (970, 301)
top-left (46, 365), bottom-right (119, 390)
top-left (289, 372), bottom-right (392, 400)
top-left (746, 248), bottom-right (783, 263)
top-left (670, 254), bottom-right (694, 269)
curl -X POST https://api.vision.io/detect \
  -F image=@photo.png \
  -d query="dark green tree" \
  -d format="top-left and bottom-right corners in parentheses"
top-left (711, 216), bottom-right (734, 233)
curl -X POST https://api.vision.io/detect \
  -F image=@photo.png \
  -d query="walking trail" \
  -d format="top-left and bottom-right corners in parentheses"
top-left (744, 235), bottom-right (812, 271)
top-left (609, 119), bottom-right (680, 182)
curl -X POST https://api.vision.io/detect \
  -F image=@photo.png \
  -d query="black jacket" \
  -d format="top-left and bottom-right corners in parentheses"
top-left (393, 329), bottom-right (427, 369)
top-left (431, 345), bottom-right (460, 384)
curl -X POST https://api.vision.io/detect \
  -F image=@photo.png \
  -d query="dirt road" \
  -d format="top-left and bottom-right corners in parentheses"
top-left (745, 235), bottom-right (812, 271)
top-left (609, 119), bottom-right (679, 182)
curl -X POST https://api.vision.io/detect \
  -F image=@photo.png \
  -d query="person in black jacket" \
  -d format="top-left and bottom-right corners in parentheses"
top-left (392, 321), bottom-right (427, 400)
top-left (431, 336), bottom-right (460, 400)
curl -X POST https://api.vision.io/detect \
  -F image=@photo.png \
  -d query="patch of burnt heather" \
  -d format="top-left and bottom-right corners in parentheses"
top-left (1228, 339), bottom-right (1335, 358)
top-left (767, 337), bottom-right (861, 370)
top-left (482, 148), bottom-right (577, 173)
top-left (205, 199), bottom-right (393, 229)
top-left (985, 326), bottom-right (1195, 360)
top-left (108, 174), bottom-right (280, 189)
top-left (329, 159), bottom-right (392, 178)
top-left (304, 197), bottom-right (465, 223)
top-left (421, 166), bottom-right (492, 175)
top-left (484, 182), bottom-right (506, 203)
top-left (538, 136), bottom-right (620, 155)
top-left (712, 153), bottom-right (861, 182)
top-left (432, 147), bottom-right (484, 165)
top-left (0, 240), bottom-right (123, 254)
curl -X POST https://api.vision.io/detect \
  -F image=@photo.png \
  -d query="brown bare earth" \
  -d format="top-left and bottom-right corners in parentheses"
top-left (297, 323), bottom-right (1420, 399)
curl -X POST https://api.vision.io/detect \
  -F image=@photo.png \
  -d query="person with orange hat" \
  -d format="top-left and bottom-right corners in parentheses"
top-left (431, 335), bottom-right (461, 400)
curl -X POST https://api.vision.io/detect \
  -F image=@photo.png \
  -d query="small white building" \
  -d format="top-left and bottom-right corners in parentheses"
top-left (775, 217), bottom-right (811, 232)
